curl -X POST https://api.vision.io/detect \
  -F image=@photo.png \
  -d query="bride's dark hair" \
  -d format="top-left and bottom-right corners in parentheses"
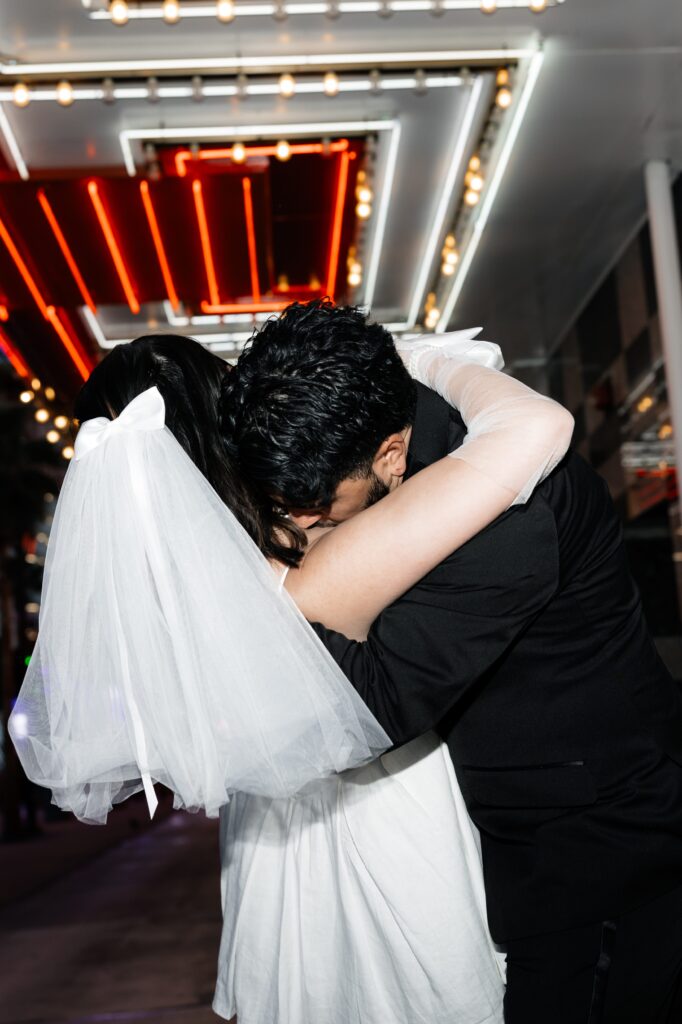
top-left (74, 334), bottom-right (303, 567)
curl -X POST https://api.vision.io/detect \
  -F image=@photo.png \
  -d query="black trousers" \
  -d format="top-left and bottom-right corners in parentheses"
top-left (503, 884), bottom-right (682, 1024)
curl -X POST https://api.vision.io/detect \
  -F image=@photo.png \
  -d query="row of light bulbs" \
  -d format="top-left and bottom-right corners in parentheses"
top-left (423, 68), bottom-right (514, 326)
top-left (107, 0), bottom-right (550, 23)
top-left (11, 70), bottom-right (383, 107)
top-left (19, 379), bottom-right (75, 459)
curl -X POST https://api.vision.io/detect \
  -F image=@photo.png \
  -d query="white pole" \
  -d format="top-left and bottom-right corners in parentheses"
top-left (644, 161), bottom-right (682, 478)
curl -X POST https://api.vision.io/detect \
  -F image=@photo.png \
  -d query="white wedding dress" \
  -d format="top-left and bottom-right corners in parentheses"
top-left (213, 730), bottom-right (505, 1024)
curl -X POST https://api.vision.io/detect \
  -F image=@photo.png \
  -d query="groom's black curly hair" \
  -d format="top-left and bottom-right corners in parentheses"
top-left (221, 299), bottom-right (417, 520)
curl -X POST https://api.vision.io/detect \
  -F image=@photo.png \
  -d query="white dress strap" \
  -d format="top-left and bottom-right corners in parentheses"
top-left (278, 566), bottom-right (291, 593)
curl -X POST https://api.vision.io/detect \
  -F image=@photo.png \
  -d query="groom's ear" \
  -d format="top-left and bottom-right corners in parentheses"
top-left (372, 432), bottom-right (409, 483)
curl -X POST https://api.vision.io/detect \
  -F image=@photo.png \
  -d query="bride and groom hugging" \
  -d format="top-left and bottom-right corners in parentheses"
top-left (11, 300), bottom-right (682, 1024)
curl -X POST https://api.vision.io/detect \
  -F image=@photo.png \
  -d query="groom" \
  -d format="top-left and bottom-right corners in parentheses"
top-left (221, 300), bottom-right (682, 1022)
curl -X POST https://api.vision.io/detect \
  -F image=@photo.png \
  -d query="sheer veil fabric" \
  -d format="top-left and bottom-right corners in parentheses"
top-left (9, 387), bottom-right (390, 824)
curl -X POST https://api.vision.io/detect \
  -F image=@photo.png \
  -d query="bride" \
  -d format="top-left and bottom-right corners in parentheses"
top-left (10, 324), bottom-right (572, 1024)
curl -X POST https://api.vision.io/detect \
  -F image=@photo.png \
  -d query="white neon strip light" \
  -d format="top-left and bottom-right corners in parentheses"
top-left (0, 75), bottom-right (461, 105)
top-left (1, 48), bottom-right (534, 78)
top-left (406, 73), bottom-right (484, 327)
top-left (0, 104), bottom-right (29, 179)
top-left (89, 0), bottom-right (563, 18)
top-left (81, 305), bottom-right (108, 347)
top-left (363, 121), bottom-right (401, 309)
top-left (120, 119), bottom-right (396, 177)
top-left (436, 50), bottom-right (545, 330)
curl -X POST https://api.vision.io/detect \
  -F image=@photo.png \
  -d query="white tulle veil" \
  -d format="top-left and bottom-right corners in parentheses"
top-left (9, 386), bottom-right (390, 824)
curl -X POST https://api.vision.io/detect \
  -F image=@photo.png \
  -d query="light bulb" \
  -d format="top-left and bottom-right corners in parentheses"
top-left (275, 140), bottom-right (291, 161)
top-left (323, 72), bottom-right (339, 97)
top-left (231, 142), bottom-right (246, 164)
top-left (445, 233), bottom-right (456, 248)
top-left (46, 430), bottom-right (60, 444)
top-left (44, 386), bottom-right (56, 400)
top-left (278, 73), bottom-right (295, 98)
top-left (496, 87), bottom-right (513, 109)
top-left (62, 445), bottom-right (75, 460)
top-left (442, 262), bottom-right (455, 276)
top-left (13, 82), bottom-right (30, 108)
top-left (356, 201), bottom-right (372, 219)
top-left (529, 0), bottom-right (547, 10)
top-left (347, 272), bottom-right (362, 287)
top-left (464, 189), bottom-right (480, 207)
top-left (496, 68), bottom-right (510, 86)
top-left (216, 0), bottom-right (235, 21)
top-left (480, 0), bottom-right (496, 11)
top-left (56, 80), bottom-right (74, 107)
top-left (35, 408), bottom-right (50, 423)
top-left (31, 377), bottom-right (41, 390)
top-left (356, 185), bottom-right (373, 204)
top-left (469, 173), bottom-right (484, 192)
top-left (19, 390), bottom-right (34, 403)
top-left (54, 414), bottom-right (69, 430)
top-left (469, 154), bottom-right (481, 171)
top-left (445, 249), bottom-right (459, 266)
top-left (425, 307), bottom-right (440, 328)
top-left (659, 424), bottom-right (673, 440)
top-left (110, 0), bottom-right (129, 25)
top-left (163, 0), bottom-right (181, 23)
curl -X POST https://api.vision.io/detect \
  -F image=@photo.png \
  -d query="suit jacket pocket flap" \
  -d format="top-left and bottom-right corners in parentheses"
top-left (463, 763), bottom-right (597, 809)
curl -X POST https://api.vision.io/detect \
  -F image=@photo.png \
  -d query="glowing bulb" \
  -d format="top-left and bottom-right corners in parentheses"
top-left (31, 377), bottom-right (41, 390)
top-left (110, 0), bottom-right (129, 25)
top-left (56, 80), bottom-right (74, 107)
top-left (279, 73), bottom-right (295, 98)
top-left (347, 272), bottom-right (362, 287)
top-left (163, 0), bottom-right (181, 23)
top-left (20, 390), bottom-right (34, 403)
top-left (356, 185), bottom-right (373, 204)
top-left (62, 445), bottom-right (75, 460)
top-left (444, 233), bottom-right (456, 248)
top-left (496, 68), bottom-right (510, 87)
top-left (323, 72), bottom-right (339, 97)
top-left (445, 249), bottom-right (459, 266)
top-left (659, 423), bottom-right (673, 440)
top-left (44, 386), bottom-right (56, 400)
top-left (54, 414), bottom-right (69, 430)
top-left (356, 201), bottom-right (372, 220)
top-left (13, 82), bottom-right (30, 108)
top-left (46, 429), bottom-right (60, 444)
top-left (468, 155), bottom-right (481, 172)
top-left (637, 395), bottom-right (654, 413)
top-left (529, 0), bottom-right (547, 10)
top-left (464, 189), bottom-right (480, 207)
top-left (216, 0), bottom-right (235, 21)
top-left (35, 408), bottom-right (50, 423)
top-left (469, 173), bottom-right (484, 192)
top-left (425, 307), bottom-right (440, 328)
top-left (442, 262), bottom-right (455, 276)
top-left (480, 0), bottom-right (496, 11)
top-left (275, 140), bottom-right (291, 161)
top-left (496, 87), bottom-right (513, 109)
top-left (231, 142), bottom-right (246, 164)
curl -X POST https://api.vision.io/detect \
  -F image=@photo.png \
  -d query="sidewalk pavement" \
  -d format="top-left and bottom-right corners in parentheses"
top-left (0, 809), bottom-right (223, 1024)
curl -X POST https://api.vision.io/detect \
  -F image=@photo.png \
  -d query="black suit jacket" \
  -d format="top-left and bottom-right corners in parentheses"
top-left (312, 383), bottom-right (682, 941)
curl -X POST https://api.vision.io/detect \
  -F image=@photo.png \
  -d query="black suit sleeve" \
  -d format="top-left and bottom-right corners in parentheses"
top-left (311, 497), bottom-right (559, 746)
